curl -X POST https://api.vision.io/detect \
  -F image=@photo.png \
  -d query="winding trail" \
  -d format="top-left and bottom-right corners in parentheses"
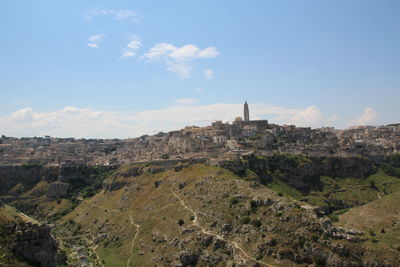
top-left (126, 215), bottom-right (140, 267)
top-left (170, 188), bottom-right (274, 267)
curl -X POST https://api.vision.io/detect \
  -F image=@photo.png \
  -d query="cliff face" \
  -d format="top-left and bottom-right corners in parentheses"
top-left (221, 155), bottom-right (379, 192)
top-left (11, 222), bottom-right (64, 267)
top-left (0, 165), bottom-right (58, 196)
top-left (0, 204), bottom-right (65, 267)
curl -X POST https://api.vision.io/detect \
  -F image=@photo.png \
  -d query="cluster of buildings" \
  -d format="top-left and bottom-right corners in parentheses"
top-left (1, 103), bottom-right (399, 165)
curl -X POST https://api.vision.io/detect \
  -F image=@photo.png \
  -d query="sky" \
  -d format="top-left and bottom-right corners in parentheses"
top-left (1, 0), bottom-right (399, 138)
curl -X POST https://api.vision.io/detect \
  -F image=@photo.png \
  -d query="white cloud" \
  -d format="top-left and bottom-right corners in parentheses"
top-left (87, 43), bottom-right (98, 48)
top-left (350, 107), bottom-right (378, 126)
top-left (88, 34), bottom-right (105, 43)
top-left (122, 38), bottom-right (142, 58)
top-left (87, 34), bottom-right (105, 48)
top-left (205, 69), bottom-right (214, 80)
top-left (142, 43), bottom-right (219, 78)
top-left (85, 9), bottom-right (138, 23)
top-left (174, 98), bottom-right (197, 105)
top-left (196, 47), bottom-right (219, 58)
top-left (0, 103), bottom-right (336, 138)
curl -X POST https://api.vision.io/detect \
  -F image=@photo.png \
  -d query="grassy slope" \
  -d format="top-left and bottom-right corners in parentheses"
top-left (59, 164), bottom-right (400, 266)
top-left (338, 192), bottom-right (400, 248)
top-left (268, 169), bottom-right (400, 214)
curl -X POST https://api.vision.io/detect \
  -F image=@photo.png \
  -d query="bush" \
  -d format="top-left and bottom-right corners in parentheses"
top-left (249, 200), bottom-right (258, 209)
top-left (369, 229), bottom-right (376, 236)
top-left (82, 187), bottom-right (95, 198)
top-left (381, 163), bottom-right (400, 178)
top-left (313, 256), bottom-right (326, 266)
top-left (369, 180), bottom-right (378, 190)
top-left (311, 234), bottom-right (319, 242)
top-left (160, 154), bottom-right (170, 159)
top-left (177, 219), bottom-right (184, 226)
top-left (328, 214), bottom-right (339, 222)
top-left (241, 216), bottom-right (251, 224)
top-left (278, 192), bottom-right (283, 197)
top-left (21, 162), bottom-right (43, 169)
top-left (251, 219), bottom-right (262, 228)
top-left (229, 197), bottom-right (239, 205)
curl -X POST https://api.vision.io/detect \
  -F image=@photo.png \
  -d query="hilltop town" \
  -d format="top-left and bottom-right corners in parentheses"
top-left (1, 102), bottom-right (399, 166)
top-left (1, 103), bottom-right (400, 267)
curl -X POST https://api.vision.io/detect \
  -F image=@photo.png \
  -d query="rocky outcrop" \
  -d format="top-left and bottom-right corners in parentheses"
top-left (1, 205), bottom-right (65, 267)
top-left (0, 165), bottom-right (58, 196)
top-left (220, 155), bottom-right (378, 192)
top-left (0, 164), bottom-right (115, 200)
top-left (10, 221), bottom-right (65, 267)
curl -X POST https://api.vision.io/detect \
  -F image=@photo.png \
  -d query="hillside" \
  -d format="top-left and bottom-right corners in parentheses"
top-left (57, 163), bottom-right (400, 266)
top-left (338, 192), bottom-right (400, 254)
top-left (1, 155), bottom-right (400, 266)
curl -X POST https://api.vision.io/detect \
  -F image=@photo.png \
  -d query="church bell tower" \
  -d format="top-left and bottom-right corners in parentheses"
top-left (244, 101), bottom-right (250, 121)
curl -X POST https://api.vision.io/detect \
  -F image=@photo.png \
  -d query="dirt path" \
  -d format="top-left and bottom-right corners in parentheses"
top-left (170, 188), bottom-right (274, 267)
top-left (126, 215), bottom-right (140, 267)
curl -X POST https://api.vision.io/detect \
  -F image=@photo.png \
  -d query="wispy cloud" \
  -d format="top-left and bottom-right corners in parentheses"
top-left (174, 98), bottom-right (197, 105)
top-left (121, 37), bottom-right (142, 57)
top-left (205, 69), bottom-right (214, 80)
top-left (0, 103), bottom-right (337, 138)
top-left (350, 107), bottom-right (378, 126)
top-left (87, 34), bottom-right (105, 48)
top-left (142, 43), bottom-right (219, 78)
top-left (85, 9), bottom-right (138, 23)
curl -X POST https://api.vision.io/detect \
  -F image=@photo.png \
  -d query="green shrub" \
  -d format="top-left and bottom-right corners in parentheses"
top-left (313, 256), bottom-right (326, 266)
top-left (369, 230), bottom-right (376, 236)
top-left (241, 216), bottom-right (251, 224)
top-left (229, 197), bottom-right (239, 205)
top-left (251, 219), bottom-right (262, 228)
top-left (21, 162), bottom-right (43, 168)
top-left (160, 154), bottom-right (170, 159)
top-left (177, 219), bottom-right (184, 226)
top-left (311, 234), bottom-right (319, 242)
top-left (328, 214), bottom-right (339, 222)
top-left (249, 200), bottom-right (258, 209)
top-left (381, 164), bottom-right (400, 178)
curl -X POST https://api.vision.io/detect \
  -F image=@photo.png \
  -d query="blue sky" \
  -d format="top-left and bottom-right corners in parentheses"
top-left (1, 1), bottom-right (399, 138)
